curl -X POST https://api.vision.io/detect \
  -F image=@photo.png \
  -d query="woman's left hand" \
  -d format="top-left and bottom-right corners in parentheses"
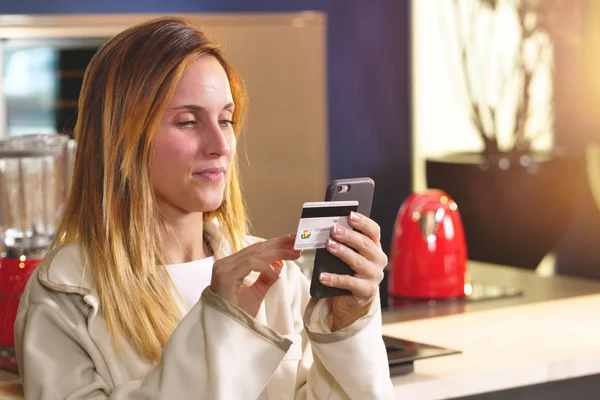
top-left (319, 211), bottom-right (388, 331)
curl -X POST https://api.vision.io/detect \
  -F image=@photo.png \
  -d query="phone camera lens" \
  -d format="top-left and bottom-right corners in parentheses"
top-left (337, 184), bottom-right (350, 193)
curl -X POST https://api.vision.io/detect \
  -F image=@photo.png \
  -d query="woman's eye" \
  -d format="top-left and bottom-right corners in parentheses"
top-left (176, 120), bottom-right (197, 128)
top-left (219, 120), bottom-right (235, 128)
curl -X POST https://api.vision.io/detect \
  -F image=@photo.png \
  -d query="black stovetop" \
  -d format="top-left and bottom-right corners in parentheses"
top-left (382, 281), bottom-right (524, 311)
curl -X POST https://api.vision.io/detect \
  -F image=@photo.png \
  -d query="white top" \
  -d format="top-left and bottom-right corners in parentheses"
top-left (166, 257), bottom-right (214, 312)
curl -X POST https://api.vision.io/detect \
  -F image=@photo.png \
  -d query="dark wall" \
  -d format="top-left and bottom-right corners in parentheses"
top-left (0, 0), bottom-right (413, 256)
top-left (327, 1), bottom-right (412, 255)
top-left (0, 0), bottom-right (324, 13)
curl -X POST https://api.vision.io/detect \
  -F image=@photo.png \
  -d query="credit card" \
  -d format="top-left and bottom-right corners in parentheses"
top-left (293, 200), bottom-right (359, 250)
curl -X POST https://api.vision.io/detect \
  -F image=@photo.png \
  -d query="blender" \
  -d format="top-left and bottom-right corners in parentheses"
top-left (0, 134), bottom-right (73, 373)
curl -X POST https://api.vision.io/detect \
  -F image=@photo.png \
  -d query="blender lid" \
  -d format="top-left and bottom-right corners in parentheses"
top-left (0, 134), bottom-right (70, 158)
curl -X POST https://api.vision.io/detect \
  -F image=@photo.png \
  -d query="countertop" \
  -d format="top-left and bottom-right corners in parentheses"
top-left (381, 261), bottom-right (600, 399)
top-left (1, 261), bottom-right (599, 399)
top-left (385, 293), bottom-right (600, 399)
top-left (0, 370), bottom-right (20, 400)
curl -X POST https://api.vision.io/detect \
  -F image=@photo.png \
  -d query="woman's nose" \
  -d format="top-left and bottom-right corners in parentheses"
top-left (203, 123), bottom-right (231, 157)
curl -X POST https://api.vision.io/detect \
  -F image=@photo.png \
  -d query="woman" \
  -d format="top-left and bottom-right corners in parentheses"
top-left (15, 17), bottom-right (394, 399)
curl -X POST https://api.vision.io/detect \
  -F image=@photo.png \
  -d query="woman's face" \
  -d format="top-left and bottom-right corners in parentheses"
top-left (150, 55), bottom-right (236, 216)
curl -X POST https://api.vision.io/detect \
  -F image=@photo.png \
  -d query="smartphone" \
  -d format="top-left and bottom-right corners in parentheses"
top-left (310, 177), bottom-right (375, 299)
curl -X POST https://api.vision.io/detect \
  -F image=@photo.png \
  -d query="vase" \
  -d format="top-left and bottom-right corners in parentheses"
top-left (425, 151), bottom-right (584, 270)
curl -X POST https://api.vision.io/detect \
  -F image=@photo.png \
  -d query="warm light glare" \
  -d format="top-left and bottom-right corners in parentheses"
top-left (583, 2), bottom-right (600, 110)
top-left (412, 210), bottom-right (421, 221)
top-left (587, 145), bottom-right (600, 211)
top-left (443, 215), bottom-right (455, 239)
top-left (428, 241), bottom-right (436, 253)
top-left (18, 262), bottom-right (25, 269)
top-left (449, 202), bottom-right (458, 211)
top-left (464, 282), bottom-right (473, 296)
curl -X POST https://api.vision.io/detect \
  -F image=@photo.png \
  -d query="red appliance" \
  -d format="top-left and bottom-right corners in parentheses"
top-left (388, 190), bottom-right (467, 299)
top-left (0, 134), bottom-right (73, 373)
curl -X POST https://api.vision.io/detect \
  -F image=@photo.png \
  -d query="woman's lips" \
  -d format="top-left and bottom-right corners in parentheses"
top-left (194, 167), bottom-right (225, 182)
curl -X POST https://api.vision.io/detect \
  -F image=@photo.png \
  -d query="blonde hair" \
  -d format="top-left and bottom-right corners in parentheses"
top-left (51, 17), bottom-right (248, 361)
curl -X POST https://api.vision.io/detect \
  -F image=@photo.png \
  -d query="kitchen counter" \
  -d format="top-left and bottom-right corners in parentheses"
top-left (383, 261), bottom-right (600, 399)
top-left (385, 293), bottom-right (600, 399)
top-left (1, 261), bottom-right (599, 399)
top-left (0, 370), bottom-right (20, 399)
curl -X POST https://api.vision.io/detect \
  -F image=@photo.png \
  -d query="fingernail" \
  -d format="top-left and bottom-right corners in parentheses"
top-left (349, 212), bottom-right (360, 222)
top-left (271, 260), bottom-right (283, 268)
top-left (290, 249), bottom-right (302, 258)
top-left (327, 238), bottom-right (339, 249)
top-left (332, 224), bottom-right (344, 235)
top-left (319, 272), bottom-right (331, 284)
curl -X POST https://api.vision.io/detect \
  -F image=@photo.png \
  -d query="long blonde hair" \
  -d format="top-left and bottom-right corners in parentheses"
top-left (51, 17), bottom-right (248, 361)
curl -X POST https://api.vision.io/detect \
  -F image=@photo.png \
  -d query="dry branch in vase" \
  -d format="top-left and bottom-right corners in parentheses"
top-left (450, 0), bottom-right (564, 155)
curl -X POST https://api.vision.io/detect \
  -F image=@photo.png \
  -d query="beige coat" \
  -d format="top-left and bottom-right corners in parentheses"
top-left (15, 221), bottom-right (394, 399)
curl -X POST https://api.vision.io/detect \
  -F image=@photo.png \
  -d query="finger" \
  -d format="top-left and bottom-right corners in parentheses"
top-left (228, 254), bottom-right (285, 281)
top-left (263, 248), bottom-right (302, 262)
top-left (318, 272), bottom-right (379, 300)
top-left (231, 235), bottom-right (300, 263)
top-left (347, 212), bottom-right (381, 245)
top-left (330, 224), bottom-right (384, 264)
top-left (254, 262), bottom-right (283, 287)
top-left (261, 234), bottom-right (296, 249)
top-left (253, 234), bottom-right (297, 253)
top-left (253, 235), bottom-right (301, 262)
top-left (326, 238), bottom-right (383, 281)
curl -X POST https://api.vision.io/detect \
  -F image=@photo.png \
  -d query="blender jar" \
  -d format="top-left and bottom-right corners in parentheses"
top-left (0, 133), bottom-right (72, 372)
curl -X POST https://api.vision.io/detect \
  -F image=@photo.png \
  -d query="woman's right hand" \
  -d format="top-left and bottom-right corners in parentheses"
top-left (210, 234), bottom-right (301, 317)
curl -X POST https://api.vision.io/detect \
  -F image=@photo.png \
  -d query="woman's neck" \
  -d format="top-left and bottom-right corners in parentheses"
top-left (160, 210), bottom-right (207, 264)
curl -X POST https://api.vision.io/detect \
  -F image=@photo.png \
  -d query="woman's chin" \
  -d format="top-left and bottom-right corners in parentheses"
top-left (194, 196), bottom-right (224, 213)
